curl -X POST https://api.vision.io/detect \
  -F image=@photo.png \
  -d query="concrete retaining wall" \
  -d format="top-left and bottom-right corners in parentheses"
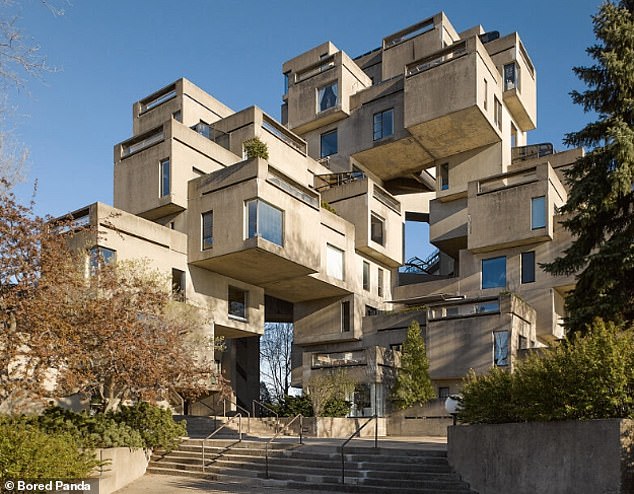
top-left (448, 419), bottom-right (634, 494)
top-left (387, 416), bottom-right (452, 436)
top-left (95, 447), bottom-right (150, 494)
top-left (282, 417), bottom-right (387, 438)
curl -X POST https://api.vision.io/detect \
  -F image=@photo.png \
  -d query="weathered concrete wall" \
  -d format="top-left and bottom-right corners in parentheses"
top-left (95, 447), bottom-right (150, 494)
top-left (387, 416), bottom-right (452, 437)
top-left (448, 420), bottom-right (634, 494)
top-left (282, 417), bottom-right (387, 438)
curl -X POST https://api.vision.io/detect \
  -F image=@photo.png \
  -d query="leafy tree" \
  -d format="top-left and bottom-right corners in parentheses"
top-left (392, 320), bottom-right (435, 409)
top-left (543, 0), bottom-right (634, 332)
top-left (458, 319), bottom-right (634, 423)
top-left (306, 368), bottom-right (356, 417)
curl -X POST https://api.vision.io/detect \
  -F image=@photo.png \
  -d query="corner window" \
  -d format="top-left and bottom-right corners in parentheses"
top-left (326, 244), bottom-right (344, 280)
top-left (202, 211), bottom-right (213, 250)
top-left (362, 261), bottom-right (370, 291)
top-left (373, 109), bottom-right (394, 141)
top-left (317, 82), bottom-right (338, 112)
top-left (494, 97), bottom-right (502, 130)
top-left (504, 63), bottom-right (520, 92)
top-left (494, 330), bottom-right (510, 366)
top-left (440, 163), bottom-right (449, 191)
top-left (521, 251), bottom-right (536, 284)
top-left (370, 213), bottom-right (385, 246)
top-left (482, 256), bottom-right (506, 289)
top-left (89, 246), bottom-right (116, 274)
top-left (320, 129), bottom-right (338, 158)
top-left (160, 158), bottom-right (170, 197)
top-left (246, 199), bottom-right (283, 246)
top-left (341, 300), bottom-right (351, 332)
top-left (228, 286), bottom-right (247, 320)
top-left (531, 196), bottom-right (546, 229)
top-left (377, 268), bottom-right (384, 297)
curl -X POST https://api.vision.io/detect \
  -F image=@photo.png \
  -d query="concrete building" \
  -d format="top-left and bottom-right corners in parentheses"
top-left (66, 12), bottom-right (578, 416)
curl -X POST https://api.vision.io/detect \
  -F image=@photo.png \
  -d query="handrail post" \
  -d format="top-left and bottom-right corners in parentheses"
top-left (239, 414), bottom-right (242, 441)
top-left (202, 439), bottom-right (205, 473)
top-left (252, 401), bottom-right (256, 418)
top-left (374, 414), bottom-right (378, 449)
top-left (265, 441), bottom-right (269, 479)
top-left (299, 415), bottom-right (303, 445)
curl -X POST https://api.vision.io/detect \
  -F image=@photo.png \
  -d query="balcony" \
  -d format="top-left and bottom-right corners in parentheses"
top-left (404, 36), bottom-right (502, 159)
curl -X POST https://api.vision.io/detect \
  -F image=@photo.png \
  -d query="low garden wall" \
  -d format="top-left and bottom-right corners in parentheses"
top-left (282, 417), bottom-right (387, 438)
top-left (387, 416), bottom-right (452, 436)
top-left (94, 447), bottom-right (150, 494)
top-left (447, 419), bottom-right (634, 494)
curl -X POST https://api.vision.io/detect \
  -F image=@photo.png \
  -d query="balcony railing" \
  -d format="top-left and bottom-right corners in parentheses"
top-left (140, 86), bottom-right (176, 113)
top-left (262, 115), bottom-right (307, 155)
top-left (512, 143), bottom-right (554, 164)
top-left (121, 129), bottom-right (164, 158)
top-left (312, 350), bottom-right (367, 369)
top-left (477, 168), bottom-right (538, 194)
top-left (405, 41), bottom-right (467, 77)
top-left (428, 298), bottom-right (500, 320)
top-left (267, 170), bottom-right (319, 209)
top-left (315, 170), bottom-right (366, 192)
top-left (373, 184), bottom-right (401, 213)
top-left (295, 56), bottom-right (335, 83)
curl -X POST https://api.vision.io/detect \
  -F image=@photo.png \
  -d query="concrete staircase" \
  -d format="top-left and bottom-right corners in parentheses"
top-left (148, 437), bottom-right (476, 493)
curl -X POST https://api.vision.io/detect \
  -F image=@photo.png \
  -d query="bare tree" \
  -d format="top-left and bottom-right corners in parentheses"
top-left (260, 322), bottom-right (293, 402)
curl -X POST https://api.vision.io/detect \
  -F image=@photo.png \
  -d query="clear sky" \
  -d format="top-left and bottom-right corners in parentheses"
top-left (7, 0), bottom-right (601, 259)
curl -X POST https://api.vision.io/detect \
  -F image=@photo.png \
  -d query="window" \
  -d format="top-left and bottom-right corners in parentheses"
top-left (390, 343), bottom-right (403, 353)
top-left (89, 246), bottom-right (116, 274)
top-left (171, 268), bottom-right (185, 299)
top-left (494, 331), bottom-right (510, 366)
top-left (519, 335), bottom-right (528, 350)
top-left (365, 305), bottom-right (379, 316)
top-left (440, 163), bottom-right (449, 191)
top-left (511, 123), bottom-right (518, 148)
top-left (202, 211), bottom-right (213, 250)
top-left (228, 286), bottom-right (247, 320)
top-left (521, 251), bottom-right (536, 284)
top-left (370, 213), bottom-right (385, 246)
top-left (373, 108), bottom-right (394, 141)
top-left (341, 301), bottom-right (351, 332)
top-left (320, 129), bottom-right (338, 158)
top-left (160, 158), bottom-right (170, 197)
top-left (504, 63), bottom-right (520, 92)
top-left (483, 78), bottom-right (488, 111)
top-left (283, 72), bottom-right (290, 94)
top-left (482, 256), bottom-right (506, 289)
top-left (246, 199), bottom-right (283, 246)
top-left (172, 110), bottom-right (182, 122)
top-left (438, 387), bottom-right (450, 401)
top-left (377, 268), bottom-right (384, 297)
top-left (531, 196), bottom-right (546, 229)
top-left (362, 261), bottom-right (370, 291)
top-left (317, 82), bottom-right (338, 112)
top-left (494, 97), bottom-right (502, 130)
top-left (326, 244), bottom-right (344, 280)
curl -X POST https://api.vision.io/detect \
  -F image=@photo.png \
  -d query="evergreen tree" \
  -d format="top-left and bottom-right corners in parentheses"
top-left (543, 0), bottom-right (634, 333)
top-left (392, 320), bottom-right (435, 409)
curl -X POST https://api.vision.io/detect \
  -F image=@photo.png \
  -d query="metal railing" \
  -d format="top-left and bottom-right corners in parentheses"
top-left (202, 413), bottom-right (242, 473)
top-left (265, 414), bottom-right (304, 479)
top-left (252, 400), bottom-right (280, 433)
top-left (341, 415), bottom-right (378, 484)
top-left (223, 399), bottom-right (251, 433)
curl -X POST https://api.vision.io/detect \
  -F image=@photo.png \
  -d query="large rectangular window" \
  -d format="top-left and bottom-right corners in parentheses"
top-left (317, 82), bottom-right (338, 112)
top-left (373, 108), bottom-right (394, 141)
top-left (370, 213), bottom-right (385, 246)
top-left (228, 286), bottom-right (247, 320)
top-left (494, 331), bottom-right (510, 366)
top-left (202, 211), bottom-right (213, 250)
top-left (521, 251), bottom-right (536, 284)
top-left (341, 301), bottom-right (351, 332)
top-left (320, 129), bottom-right (338, 158)
top-left (326, 244), bottom-right (344, 280)
top-left (362, 261), bottom-right (370, 291)
top-left (160, 158), bottom-right (170, 197)
top-left (482, 256), bottom-right (506, 289)
top-left (246, 199), bottom-right (283, 246)
top-left (531, 196), bottom-right (546, 229)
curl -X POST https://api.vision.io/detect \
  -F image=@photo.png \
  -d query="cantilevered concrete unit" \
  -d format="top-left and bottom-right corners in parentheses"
top-left (65, 12), bottom-right (578, 415)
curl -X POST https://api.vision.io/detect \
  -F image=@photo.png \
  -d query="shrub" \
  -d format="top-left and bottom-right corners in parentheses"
top-left (243, 137), bottom-right (269, 160)
top-left (113, 402), bottom-right (186, 451)
top-left (322, 398), bottom-right (351, 417)
top-left (274, 395), bottom-right (314, 417)
top-left (458, 319), bottom-right (634, 424)
top-left (0, 418), bottom-right (99, 481)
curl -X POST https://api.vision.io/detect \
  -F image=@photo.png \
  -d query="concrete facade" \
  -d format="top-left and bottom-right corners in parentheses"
top-left (62, 12), bottom-right (579, 417)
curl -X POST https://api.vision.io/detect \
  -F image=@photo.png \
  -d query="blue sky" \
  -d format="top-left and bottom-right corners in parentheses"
top-left (8, 0), bottom-right (601, 259)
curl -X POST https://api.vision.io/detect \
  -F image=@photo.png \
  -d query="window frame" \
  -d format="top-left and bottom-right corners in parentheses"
top-left (326, 243), bottom-right (345, 281)
top-left (377, 268), bottom-right (384, 297)
top-left (245, 199), bottom-right (284, 246)
top-left (341, 300), bottom-right (351, 332)
top-left (531, 196), bottom-right (546, 230)
top-left (494, 330), bottom-right (510, 367)
top-left (320, 129), bottom-right (338, 158)
top-left (494, 97), bottom-right (502, 130)
top-left (440, 163), bottom-right (449, 191)
top-left (362, 261), bottom-right (370, 291)
top-left (372, 108), bottom-right (394, 141)
top-left (228, 286), bottom-right (248, 321)
top-left (521, 251), bottom-right (536, 284)
top-left (370, 213), bottom-right (385, 246)
top-left (160, 158), bottom-right (170, 197)
top-left (202, 211), bottom-right (213, 250)
top-left (481, 256), bottom-right (507, 289)
top-left (317, 82), bottom-right (338, 113)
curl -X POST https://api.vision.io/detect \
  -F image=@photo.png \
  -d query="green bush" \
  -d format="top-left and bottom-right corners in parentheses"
top-left (458, 319), bottom-right (634, 424)
top-left (274, 395), bottom-right (314, 417)
top-left (0, 418), bottom-right (99, 482)
top-left (243, 137), bottom-right (269, 160)
top-left (322, 398), bottom-right (351, 417)
top-left (113, 402), bottom-right (186, 451)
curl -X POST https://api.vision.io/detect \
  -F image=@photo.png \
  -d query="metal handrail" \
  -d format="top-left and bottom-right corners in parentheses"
top-left (341, 415), bottom-right (378, 484)
top-left (202, 413), bottom-right (242, 473)
top-left (252, 400), bottom-right (280, 433)
top-left (265, 414), bottom-right (304, 479)
top-left (223, 399), bottom-right (251, 433)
